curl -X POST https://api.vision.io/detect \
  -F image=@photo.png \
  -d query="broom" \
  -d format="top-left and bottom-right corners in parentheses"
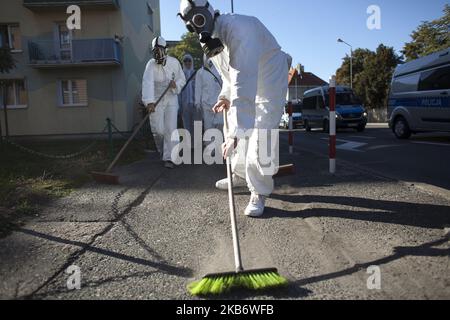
top-left (188, 110), bottom-right (288, 296)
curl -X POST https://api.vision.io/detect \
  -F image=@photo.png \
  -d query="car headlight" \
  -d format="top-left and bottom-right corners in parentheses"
top-left (363, 112), bottom-right (368, 118)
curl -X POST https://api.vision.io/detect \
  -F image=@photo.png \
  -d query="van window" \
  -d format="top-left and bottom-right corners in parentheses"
top-left (303, 96), bottom-right (316, 110)
top-left (317, 95), bottom-right (325, 109)
top-left (418, 66), bottom-right (450, 91)
top-left (324, 92), bottom-right (362, 106)
top-left (391, 73), bottom-right (420, 93)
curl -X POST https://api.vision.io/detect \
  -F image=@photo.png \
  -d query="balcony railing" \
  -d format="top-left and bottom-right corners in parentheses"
top-left (23, 0), bottom-right (120, 10)
top-left (28, 38), bottom-right (121, 68)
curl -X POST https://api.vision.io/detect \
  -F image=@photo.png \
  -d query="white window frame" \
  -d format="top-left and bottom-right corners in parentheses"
top-left (0, 24), bottom-right (22, 53)
top-left (58, 79), bottom-right (88, 108)
top-left (0, 79), bottom-right (28, 109)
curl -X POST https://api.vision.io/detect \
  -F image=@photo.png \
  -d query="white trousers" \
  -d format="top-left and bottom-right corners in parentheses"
top-left (150, 99), bottom-right (179, 162)
top-left (230, 51), bottom-right (288, 196)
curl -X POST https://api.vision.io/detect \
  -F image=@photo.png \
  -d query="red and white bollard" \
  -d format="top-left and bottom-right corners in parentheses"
top-left (329, 76), bottom-right (337, 174)
top-left (288, 102), bottom-right (294, 154)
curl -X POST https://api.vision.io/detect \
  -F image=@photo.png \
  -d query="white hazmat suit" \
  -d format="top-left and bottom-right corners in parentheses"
top-left (210, 13), bottom-right (290, 197)
top-left (142, 56), bottom-right (186, 162)
top-left (195, 55), bottom-right (223, 131)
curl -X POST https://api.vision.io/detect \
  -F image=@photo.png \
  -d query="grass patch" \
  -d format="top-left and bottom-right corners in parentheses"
top-left (0, 138), bottom-right (148, 238)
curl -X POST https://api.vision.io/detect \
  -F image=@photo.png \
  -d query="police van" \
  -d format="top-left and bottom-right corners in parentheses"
top-left (388, 47), bottom-right (450, 139)
top-left (302, 86), bottom-right (368, 132)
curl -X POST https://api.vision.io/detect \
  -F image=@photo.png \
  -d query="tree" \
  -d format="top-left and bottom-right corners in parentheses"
top-left (336, 44), bottom-right (401, 109)
top-left (402, 4), bottom-right (450, 61)
top-left (336, 49), bottom-right (374, 88)
top-left (167, 32), bottom-right (204, 69)
top-left (357, 45), bottom-right (402, 109)
top-left (0, 47), bottom-right (16, 141)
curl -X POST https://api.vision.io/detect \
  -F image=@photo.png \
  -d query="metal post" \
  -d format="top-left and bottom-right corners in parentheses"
top-left (350, 48), bottom-right (353, 89)
top-left (107, 118), bottom-right (113, 161)
top-left (2, 83), bottom-right (9, 140)
top-left (329, 76), bottom-right (336, 174)
top-left (288, 102), bottom-right (293, 155)
top-left (231, 0), bottom-right (234, 13)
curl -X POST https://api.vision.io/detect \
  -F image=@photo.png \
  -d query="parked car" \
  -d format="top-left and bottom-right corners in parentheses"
top-left (388, 47), bottom-right (450, 139)
top-left (279, 103), bottom-right (303, 129)
top-left (302, 86), bottom-right (368, 132)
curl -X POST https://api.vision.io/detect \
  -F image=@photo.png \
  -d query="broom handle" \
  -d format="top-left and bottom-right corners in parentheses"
top-left (106, 83), bottom-right (172, 173)
top-left (223, 110), bottom-right (244, 273)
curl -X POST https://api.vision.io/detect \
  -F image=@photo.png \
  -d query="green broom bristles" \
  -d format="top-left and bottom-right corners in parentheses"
top-left (188, 270), bottom-right (288, 296)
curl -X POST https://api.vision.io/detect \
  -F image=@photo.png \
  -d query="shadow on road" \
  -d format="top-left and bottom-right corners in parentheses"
top-left (294, 237), bottom-right (449, 287)
top-left (18, 228), bottom-right (193, 278)
top-left (267, 194), bottom-right (450, 230)
top-left (30, 271), bottom-right (158, 299)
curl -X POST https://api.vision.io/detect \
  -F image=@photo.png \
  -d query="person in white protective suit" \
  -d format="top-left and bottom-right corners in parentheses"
top-left (195, 54), bottom-right (223, 133)
top-left (142, 36), bottom-right (186, 169)
top-left (178, 0), bottom-right (291, 217)
top-left (179, 54), bottom-right (197, 139)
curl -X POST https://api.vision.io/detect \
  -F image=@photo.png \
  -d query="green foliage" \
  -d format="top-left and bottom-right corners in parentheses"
top-left (402, 4), bottom-right (450, 61)
top-left (0, 48), bottom-right (15, 74)
top-left (336, 44), bottom-right (402, 109)
top-left (167, 32), bottom-right (204, 69)
top-left (336, 48), bottom-right (375, 88)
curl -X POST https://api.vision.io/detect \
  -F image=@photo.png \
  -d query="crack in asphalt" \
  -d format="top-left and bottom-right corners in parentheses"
top-left (18, 171), bottom-right (193, 299)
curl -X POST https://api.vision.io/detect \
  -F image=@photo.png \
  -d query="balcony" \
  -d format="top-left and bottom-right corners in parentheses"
top-left (28, 38), bottom-right (122, 68)
top-left (23, 0), bottom-right (120, 10)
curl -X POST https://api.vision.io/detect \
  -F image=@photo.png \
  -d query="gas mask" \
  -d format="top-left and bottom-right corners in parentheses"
top-left (152, 36), bottom-right (167, 65)
top-left (178, 0), bottom-right (224, 58)
top-left (153, 47), bottom-right (167, 65)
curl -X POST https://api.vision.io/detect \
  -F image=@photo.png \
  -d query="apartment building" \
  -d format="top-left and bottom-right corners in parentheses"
top-left (0, 0), bottom-right (160, 136)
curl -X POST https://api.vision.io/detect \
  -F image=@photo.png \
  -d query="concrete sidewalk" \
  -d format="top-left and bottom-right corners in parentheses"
top-left (0, 146), bottom-right (449, 300)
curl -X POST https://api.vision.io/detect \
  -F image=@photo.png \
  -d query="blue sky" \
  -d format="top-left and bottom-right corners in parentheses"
top-left (160, 0), bottom-right (448, 82)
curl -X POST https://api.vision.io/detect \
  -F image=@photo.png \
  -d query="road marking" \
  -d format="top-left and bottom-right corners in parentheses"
top-left (321, 138), bottom-right (367, 152)
top-left (349, 136), bottom-right (377, 140)
top-left (367, 144), bottom-right (403, 151)
top-left (411, 141), bottom-right (450, 147)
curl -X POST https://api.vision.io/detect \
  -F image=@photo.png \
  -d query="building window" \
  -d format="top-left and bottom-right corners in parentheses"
top-left (0, 80), bottom-right (28, 109)
top-left (147, 3), bottom-right (154, 31)
top-left (0, 24), bottom-right (22, 51)
top-left (59, 80), bottom-right (88, 107)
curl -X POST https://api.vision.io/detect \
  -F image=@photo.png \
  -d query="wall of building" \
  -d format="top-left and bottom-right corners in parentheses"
top-left (120, 0), bottom-right (160, 131)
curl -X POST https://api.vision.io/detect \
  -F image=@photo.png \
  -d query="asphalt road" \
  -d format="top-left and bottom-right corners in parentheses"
top-left (1, 127), bottom-right (449, 300)
top-left (283, 124), bottom-right (450, 190)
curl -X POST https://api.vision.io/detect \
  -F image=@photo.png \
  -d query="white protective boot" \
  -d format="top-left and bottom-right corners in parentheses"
top-left (215, 174), bottom-right (247, 190)
top-left (244, 193), bottom-right (266, 217)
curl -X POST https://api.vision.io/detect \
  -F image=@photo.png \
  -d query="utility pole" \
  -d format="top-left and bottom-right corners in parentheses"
top-left (338, 38), bottom-right (353, 89)
top-left (231, 0), bottom-right (234, 13)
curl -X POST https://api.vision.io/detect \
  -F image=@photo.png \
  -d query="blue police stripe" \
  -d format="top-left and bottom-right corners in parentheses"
top-left (389, 97), bottom-right (450, 108)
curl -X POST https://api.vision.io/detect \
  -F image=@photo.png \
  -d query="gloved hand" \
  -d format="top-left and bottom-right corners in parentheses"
top-left (212, 98), bottom-right (231, 113)
top-left (222, 137), bottom-right (238, 159)
top-left (147, 103), bottom-right (156, 114)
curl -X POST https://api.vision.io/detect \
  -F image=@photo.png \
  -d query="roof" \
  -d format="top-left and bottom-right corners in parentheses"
top-left (289, 69), bottom-right (328, 87)
top-left (394, 47), bottom-right (450, 77)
